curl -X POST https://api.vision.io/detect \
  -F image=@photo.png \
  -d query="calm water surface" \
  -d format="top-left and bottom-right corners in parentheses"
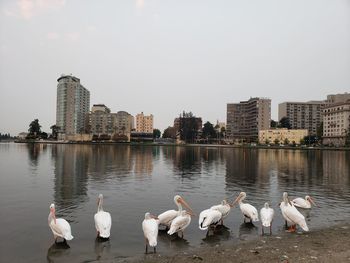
top-left (0, 143), bottom-right (350, 262)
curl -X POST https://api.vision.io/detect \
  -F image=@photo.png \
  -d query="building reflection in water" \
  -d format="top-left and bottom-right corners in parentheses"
top-left (132, 146), bottom-right (154, 176)
top-left (88, 145), bottom-right (132, 180)
top-left (26, 143), bottom-right (48, 171)
top-left (51, 145), bottom-right (89, 210)
top-left (224, 148), bottom-right (350, 197)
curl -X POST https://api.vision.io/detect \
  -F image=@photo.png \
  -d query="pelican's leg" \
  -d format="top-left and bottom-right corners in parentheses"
top-left (220, 219), bottom-right (223, 225)
top-left (243, 217), bottom-right (246, 223)
top-left (145, 238), bottom-right (148, 254)
top-left (261, 226), bottom-right (264, 235)
top-left (181, 231), bottom-right (184, 239)
top-left (153, 246), bottom-right (156, 253)
top-left (285, 220), bottom-right (288, 229)
top-left (96, 231), bottom-right (99, 238)
top-left (250, 218), bottom-right (252, 223)
top-left (270, 224), bottom-right (272, 235)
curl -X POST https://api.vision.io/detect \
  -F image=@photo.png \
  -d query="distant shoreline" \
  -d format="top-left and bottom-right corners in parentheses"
top-left (12, 140), bottom-right (350, 151)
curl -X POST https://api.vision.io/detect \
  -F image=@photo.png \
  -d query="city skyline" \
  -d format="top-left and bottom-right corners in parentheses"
top-left (1, 0), bottom-right (350, 135)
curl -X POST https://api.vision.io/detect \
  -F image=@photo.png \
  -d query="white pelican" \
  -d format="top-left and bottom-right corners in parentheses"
top-left (158, 195), bottom-right (192, 229)
top-left (260, 202), bottom-right (274, 235)
top-left (210, 200), bottom-right (232, 225)
top-left (48, 204), bottom-right (73, 243)
top-left (142, 212), bottom-right (159, 254)
top-left (94, 194), bottom-right (112, 239)
top-left (167, 210), bottom-right (192, 238)
top-left (198, 208), bottom-right (222, 234)
top-left (280, 192), bottom-right (309, 232)
top-left (292, 195), bottom-right (317, 209)
top-left (232, 192), bottom-right (259, 223)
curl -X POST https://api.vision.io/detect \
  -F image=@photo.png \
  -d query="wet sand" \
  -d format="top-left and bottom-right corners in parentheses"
top-left (122, 222), bottom-right (350, 263)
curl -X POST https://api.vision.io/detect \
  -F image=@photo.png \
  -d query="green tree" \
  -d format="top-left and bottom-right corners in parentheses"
top-left (345, 128), bottom-right (350, 147)
top-left (28, 119), bottom-right (41, 136)
top-left (202, 121), bottom-right (216, 139)
top-left (265, 139), bottom-right (270, 145)
top-left (179, 111), bottom-right (201, 143)
top-left (163, 126), bottom-right (176, 139)
top-left (284, 138), bottom-right (290, 145)
top-left (279, 117), bottom-right (291, 129)
top-left (50, 125), bottom-right (60, 140)
top-left (153, 129), bottom-right (161, 139)
top-left (274, 138), bottom-right (280, 145)
top-left (316, 121), bottom-right (323, 142)
top-left (270, 120), bottom-right (278, 128)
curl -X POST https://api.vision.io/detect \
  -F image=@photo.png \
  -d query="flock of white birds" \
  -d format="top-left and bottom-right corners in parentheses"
top-left (48, 192), bottom-right (316, 253)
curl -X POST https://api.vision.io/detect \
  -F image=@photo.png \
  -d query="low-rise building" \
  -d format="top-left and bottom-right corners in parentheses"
top-left (323, 101), bottom-right (350, 147)
top-left (259, 129), bottom-right (308, 145)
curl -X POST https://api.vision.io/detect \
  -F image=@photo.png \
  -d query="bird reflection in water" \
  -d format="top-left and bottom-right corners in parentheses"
top-left (202, 225), bottom-right (231, 245)
top-left (158, 230), bottom-right (189, 250)
top-left (94, 237), bottom-right (111, 260)
top-left (238, 222), bottom-right (258, 240)
top-left (46, 241), bottom-right (70, 263)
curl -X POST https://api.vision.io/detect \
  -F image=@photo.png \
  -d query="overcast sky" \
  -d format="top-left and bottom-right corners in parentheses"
top-left (1, 0), bottom-right (349, 135)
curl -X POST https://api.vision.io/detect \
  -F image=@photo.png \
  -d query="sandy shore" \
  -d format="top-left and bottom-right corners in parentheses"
top-left (120, 222), bottom-right (350, 263)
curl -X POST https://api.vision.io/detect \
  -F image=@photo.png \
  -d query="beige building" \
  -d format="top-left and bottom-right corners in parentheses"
top-left (259, 129), bottom-right (308, 145)
top-left (88, 105), bottom-right (134, 139)
top-left (136, 112), bottom-right (153, 133)
top-left (323, 101), bottom-right (350, 146)
top-left (56, 74), bottom-right (90, 135)
top-left (278, 101), bottom-right (325, 135)
top-left (89, 104), bottom-right (113, 134)
top-left (326, 93), bottom-right (350, 105)
top-left (226, 97), bottom-right (271, 142)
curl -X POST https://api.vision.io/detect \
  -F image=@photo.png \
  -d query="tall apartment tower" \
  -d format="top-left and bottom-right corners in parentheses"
top-left (136, 112), bottom-right (154, 133)
top-left (278, 101), bottom-right (325, 135)
top-left (226, 97), bottom-right (271, 142)
top-left (56, 74), bottom-right (90, 135)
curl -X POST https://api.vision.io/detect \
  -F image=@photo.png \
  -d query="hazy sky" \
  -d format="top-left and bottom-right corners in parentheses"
top-left (1, 0), bottom-right (349, 135)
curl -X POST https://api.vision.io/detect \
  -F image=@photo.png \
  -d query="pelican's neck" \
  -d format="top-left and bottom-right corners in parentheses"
top-left (98, 198), bottom-right (103, 212)
top-left (176, 200), bottom-right (183, 212)
top-left (48, 211), bottom-right (56, 224)
top-left (283, 195), bottom-right (289, 205)
top-left (239, 195), bottom-right (245, 205)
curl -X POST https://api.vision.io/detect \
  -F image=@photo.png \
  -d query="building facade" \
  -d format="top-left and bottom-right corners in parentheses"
top-left (278, 101), bottom-right (325, 136)
top-left (326, 93), bottom-right (350, 105)
top-left (88, 105), bottom-right (133, 139)
top-left (56, 74), bottom-right (90, 135)
top-left (226, 98), bottom-right (271, 142)
top-left (89, 104), bottom-right (113, 135)
top-left (136, 112), bottom-right (153, 133)
top-left (259, 129), bottom-right (308, 145)
top-left (323, 101), bottom-right (350, 146)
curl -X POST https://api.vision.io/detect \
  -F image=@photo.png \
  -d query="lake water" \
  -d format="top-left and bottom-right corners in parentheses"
top-left (0, 143), bottom-right (350, 262)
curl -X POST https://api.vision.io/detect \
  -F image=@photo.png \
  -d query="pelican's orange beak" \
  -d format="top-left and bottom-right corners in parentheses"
top-left (230, 194), bottom-right (241, 207)
top-left (151, 215), bottom-right (159, 220)
top-left (179, 198), bottom-right (196, 217)
top-left (309, 197), bottom-right (317, 207)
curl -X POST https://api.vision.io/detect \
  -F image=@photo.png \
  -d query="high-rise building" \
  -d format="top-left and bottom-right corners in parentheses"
top-left (56, 74), bottom-right (90, 135)
top-left (323, 100), bottom-right (350, 146)
top-left (136, 112), bottom-right (153, 133)
top-left (278, 101), bottom-right (325, 135)
top-left (226, 97), bottom-right (271, 142)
